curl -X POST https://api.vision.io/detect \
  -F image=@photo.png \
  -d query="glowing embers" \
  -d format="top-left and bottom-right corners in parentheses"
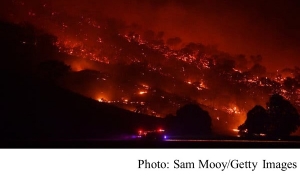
top-left (98, 98), bottom-right (111, 103)
top-left (141, 84), bottom-right (149, 90)
top-left (55, 39), bottom-right (108, 64)
top-left (232, 68), bottom-right (242, 73)
top-left (139, 91), bottom-right (147, 95)
top-left (222, 106), bottom-right (241, 114)
top-left (232, 129), bottom-right (239, 132)
top-left (185, 80), bottom-right (208, 90)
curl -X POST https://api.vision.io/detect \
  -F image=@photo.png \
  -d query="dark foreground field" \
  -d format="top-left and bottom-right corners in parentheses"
top-left (1, 139), bottom-right (300, 148)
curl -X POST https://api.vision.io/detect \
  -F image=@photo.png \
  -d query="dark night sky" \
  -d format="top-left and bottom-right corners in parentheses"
top-left (1, 0), bottom-right (300, 71)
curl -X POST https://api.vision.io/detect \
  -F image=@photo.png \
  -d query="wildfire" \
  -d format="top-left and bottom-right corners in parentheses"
top-left (52, 15), bottom-right (299, 126)
top-left (232, 129), bottom-right (239, 132)
top-left (139, 91), bottom-right (147, 95)
top-left (98, 98), bottom-right (109, 103)
top-left (222, 106), bottom-right (241, 114)
top-left (10, 1), bottom-right (300, 133)
top-left (141, 84), bottom-right (149, 90)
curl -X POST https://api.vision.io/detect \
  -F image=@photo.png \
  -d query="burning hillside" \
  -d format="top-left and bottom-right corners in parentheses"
top-left (2, 0), bottom-right (300, 135)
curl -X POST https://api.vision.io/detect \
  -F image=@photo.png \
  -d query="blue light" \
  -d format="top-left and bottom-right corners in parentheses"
top-left (164, 135), bottom-right (167, 139)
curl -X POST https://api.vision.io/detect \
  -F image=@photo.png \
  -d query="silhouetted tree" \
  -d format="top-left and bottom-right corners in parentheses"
top-left (235, 54), bottom-right (248, 71)
top-left (156, 31), bottom-right (164, 40)
top-left (238, 105), bottom-right (268, 135)
top-left (267, 94), bottom-right (300, 137)
top-left (238, 94), bottom-right (300, 138)
top-left (250, 55), bottom-right (262, 64)
top-left (248, 63), bottom-right (267, 77)
top-left (166, 37), bottom-right (182, 48)
top-left (143, 30), bottom-right (155, 42)
top-left (170, 103), bottom-right (212, 136)
top-left (214, 58), bottom-right (235, 73)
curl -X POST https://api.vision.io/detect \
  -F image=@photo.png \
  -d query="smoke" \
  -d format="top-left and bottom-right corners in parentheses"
top-left (2, 0), bottom-right (300, 71)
